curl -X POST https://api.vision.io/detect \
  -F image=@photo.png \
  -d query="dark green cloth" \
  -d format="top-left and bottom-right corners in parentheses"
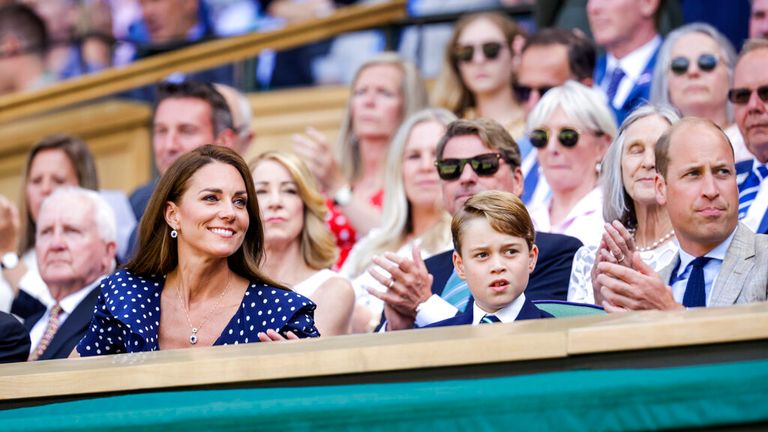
top-left (3, 359), bottom-right (768, 431)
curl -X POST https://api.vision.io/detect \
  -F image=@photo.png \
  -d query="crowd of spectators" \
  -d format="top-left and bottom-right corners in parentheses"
top-left (0, 0), bottom-right (767, 368)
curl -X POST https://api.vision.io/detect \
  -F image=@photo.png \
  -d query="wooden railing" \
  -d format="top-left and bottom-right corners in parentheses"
top-left (2, 302), bottom-right (767, 406)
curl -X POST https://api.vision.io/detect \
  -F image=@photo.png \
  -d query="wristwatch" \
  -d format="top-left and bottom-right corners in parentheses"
top-left (333, 185), bottom-right (353, 206)
top-left (0, 252), bottom-right (19, 270)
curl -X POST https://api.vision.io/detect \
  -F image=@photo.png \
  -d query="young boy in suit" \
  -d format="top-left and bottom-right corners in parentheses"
top-left (426, 191), bottom-right (552, 327)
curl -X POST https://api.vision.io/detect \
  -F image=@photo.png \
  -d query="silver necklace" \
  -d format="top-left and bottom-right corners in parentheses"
top-left (175, 271), bottom-right (231, 344)
top-left (635, 229), bottom-right (675, 252)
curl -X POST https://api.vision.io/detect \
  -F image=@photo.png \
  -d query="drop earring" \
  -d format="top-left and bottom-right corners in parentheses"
top-left (170, 229), bottom-right (178, 239)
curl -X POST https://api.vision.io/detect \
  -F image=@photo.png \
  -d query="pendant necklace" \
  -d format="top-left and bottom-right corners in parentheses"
top-left (175, 271), bottom-right (231, 344)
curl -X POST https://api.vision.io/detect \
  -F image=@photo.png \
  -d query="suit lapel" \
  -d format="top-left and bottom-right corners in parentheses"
top-left (658, 253), bottom-right (679, 285)
top-left (710, 224), bottom-right (754, 307)
top-left (41, 287), bottom-right (99, 360)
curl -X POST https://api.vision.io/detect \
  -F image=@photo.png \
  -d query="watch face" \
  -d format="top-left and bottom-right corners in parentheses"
top-left (1, 252), bottom-right (18, 270)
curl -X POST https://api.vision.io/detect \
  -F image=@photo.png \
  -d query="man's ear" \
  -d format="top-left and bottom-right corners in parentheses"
top-left (452, 251), bottom-right (466, 280)
top-left (215, 128), bottom-right (239, 152)
top-left (639, 0), bottom-right (661, 18)
top-left (528, 244), bottom-right (539, 273)
top-left (512, 166), bottom-right (524, 197)
top-left (103, 241), bottom-right (117, 274)
top-left (654, 173), bottom-right (667, 206)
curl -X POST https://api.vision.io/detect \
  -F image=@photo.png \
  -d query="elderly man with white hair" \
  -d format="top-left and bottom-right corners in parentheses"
top-left (12, 187), bottom-right (117, 361)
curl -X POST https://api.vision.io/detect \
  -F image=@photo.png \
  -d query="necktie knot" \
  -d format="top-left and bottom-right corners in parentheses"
top-left (606, 67), bottom-right (626, 103)
top-left (690, 256), bottom-right (712, 270)
top-left (682, 257), bottom-right (712, 308)
top-left (480, 314), bottom-right (501, 324)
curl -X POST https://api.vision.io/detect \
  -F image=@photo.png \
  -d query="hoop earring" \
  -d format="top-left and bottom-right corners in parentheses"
top-left (170, 229), bottom-right (178, 239)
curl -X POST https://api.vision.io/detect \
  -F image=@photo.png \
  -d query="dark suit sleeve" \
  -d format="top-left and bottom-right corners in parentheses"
top-left (425, 250), bottom-right (455, 297)
top-left (526, 232), bottom-right (582, 301)
top-left (0, 312), bottom-right (30, 363)
top-left (10, 290), bottom-right (46, 321)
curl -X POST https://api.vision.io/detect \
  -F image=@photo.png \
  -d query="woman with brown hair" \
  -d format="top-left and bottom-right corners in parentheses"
top-left (432, 12), bottom-right (527, 139)
top-left (0, 134), bottom-right (98, 312)
top-left (251, 151), bottom-right (354, 336)
top-left (75, 145), bottom-right (319, 355)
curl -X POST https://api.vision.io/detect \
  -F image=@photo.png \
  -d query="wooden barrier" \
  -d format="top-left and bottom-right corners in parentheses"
top-left (2, 302), bottom-right (767, 406)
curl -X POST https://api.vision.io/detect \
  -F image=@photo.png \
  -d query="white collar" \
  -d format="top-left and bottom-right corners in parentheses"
top-left (55, 276), bottom-right (105, 315)
top-left (606, 35), bottom-right (662, 81)
top-left (675, 228), bottom-right (737, 278)
top-left (472, 293), bottom-right (527, 324)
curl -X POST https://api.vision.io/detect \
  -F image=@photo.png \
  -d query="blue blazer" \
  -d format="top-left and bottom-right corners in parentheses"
top-left (736, 159), bottom-right (768, 234)
top-left (594, 46), bottom-right (660, 125)
top-left (0, 311), bottom-right (30, 363)
top-left (14, 288), bottom-right (99, 361)
top-left (423, 297), bottom-right (553, 328)
top-left (425, 231), bottom-right (582, 303)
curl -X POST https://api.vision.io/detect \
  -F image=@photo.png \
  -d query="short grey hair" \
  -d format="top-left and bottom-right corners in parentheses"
top-left (38, 186), bottom-right (117, 243)
top-left (650, 22), bottom-right (737, 123)
top-left (526, 80), bottom-right (618, 142)
top-left (601, 105), bottom-right (681, 227)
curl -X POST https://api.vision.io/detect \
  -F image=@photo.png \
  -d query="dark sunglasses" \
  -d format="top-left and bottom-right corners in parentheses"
top-left (435, 153), bottom-right (504, 181)
top-left (513, 84), bottom-right (553, 102)
top-left (670, 53), bottom-right (718, 75)
top-left (453, 42), bottom-right (504, 63)
top-left (529, 127), bottom-right (603, 149)
top-left (727, 85), bottom-right (768, 105)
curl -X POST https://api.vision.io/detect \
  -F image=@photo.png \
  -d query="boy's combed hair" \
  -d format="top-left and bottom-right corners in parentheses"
top-left (451, 190), bottom-right (535, 255)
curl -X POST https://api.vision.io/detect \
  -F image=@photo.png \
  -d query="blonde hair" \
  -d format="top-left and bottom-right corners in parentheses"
top-left (342, 109), bottom-right (457, 277)
top-left (432, 12), bottom-right (525, 117)
top-left (452, 190), bottom-right (535, 255)
top-left (250, 151), bottom-right (338, 270)
top-left (336, 52), bottom-right (429, 183)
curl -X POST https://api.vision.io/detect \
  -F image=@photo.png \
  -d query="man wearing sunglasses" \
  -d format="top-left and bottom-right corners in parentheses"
top-left (368, 119), bottom-right (583, 331)
top-left (594, 118), bottom-right (768, 312)
top-left (588, 0), bottom-right (662, 124)
top-left (732, 39), bottom-right (768, 234)
top-left (516, 28), bottom-right (597, 207)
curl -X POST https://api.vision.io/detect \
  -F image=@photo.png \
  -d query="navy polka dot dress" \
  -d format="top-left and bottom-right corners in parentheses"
top-left (76, 269), bottom-right (319, 356)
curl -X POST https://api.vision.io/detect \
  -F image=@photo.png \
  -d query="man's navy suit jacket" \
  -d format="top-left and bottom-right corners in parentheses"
top-left (0, 311), bottom-right (30, 363)
top-left (13, 288), bottom-right (99, 361)
top-left (423, 296), bottom-right (553, 328)
top-left (425, 231), bottom-right (582, 303)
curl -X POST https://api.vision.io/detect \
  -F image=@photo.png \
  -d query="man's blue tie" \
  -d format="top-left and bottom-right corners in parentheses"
top-left (682, 257), bottom-right (712, 308)
top-left (605, 67), bottom-right (626, 105)
top-left (738, 166), bottom-right (768, 219)
top-left (442, 270), bottom-right (470, 312)
top-left (479, 314), bottom-right (501, 324)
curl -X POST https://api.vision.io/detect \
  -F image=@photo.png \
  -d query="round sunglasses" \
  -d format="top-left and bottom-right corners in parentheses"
top-left (453, 42), bottom-right (505, 63)
top-left (435, 153), bottom-right (504, 181)
top-left (529, 127), bottom-right (604, 149)
top-left (670, 53), bottom-right (718, 75)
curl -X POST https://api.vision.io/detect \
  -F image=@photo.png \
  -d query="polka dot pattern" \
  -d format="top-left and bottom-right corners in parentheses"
top-left (76, 269), bottom-right (319, 356)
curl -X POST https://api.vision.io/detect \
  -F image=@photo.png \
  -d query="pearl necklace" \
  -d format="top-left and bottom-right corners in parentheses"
top-left (175, 272), bottom-right (231, 344)
top-left (635, 229), bottom-right (675, 252)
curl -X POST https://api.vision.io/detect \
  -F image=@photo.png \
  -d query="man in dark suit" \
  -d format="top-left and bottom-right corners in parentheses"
top-left (14, 187), bottom-right (116, 360)
top-left (368, 119), bottom-right (582, 331)
top-left (588, 0), bottom-right (662, 124)
top-left (0, 311), bottom-right (30, 363)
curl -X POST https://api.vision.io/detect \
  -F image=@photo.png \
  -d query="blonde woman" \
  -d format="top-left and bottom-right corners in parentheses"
top-left (251, 151), bottom-right (354, 336)
top-left (341, 108), bottom-right (457, 332)
top-left (293, 52), bottom-right (429, 267)
top-left (432, 12), bottom-right (526, 139)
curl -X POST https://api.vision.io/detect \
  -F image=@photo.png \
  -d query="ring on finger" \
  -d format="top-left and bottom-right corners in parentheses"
top-left (614, 252), bottom-right (624, 262)
top-left (388, 278), bottom-right (395, 289)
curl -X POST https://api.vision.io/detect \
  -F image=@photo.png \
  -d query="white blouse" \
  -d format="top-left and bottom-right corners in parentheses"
top-left (529, 187), bottom-right (605, 247)
top-left (567, 239), bottom-right (679, 304)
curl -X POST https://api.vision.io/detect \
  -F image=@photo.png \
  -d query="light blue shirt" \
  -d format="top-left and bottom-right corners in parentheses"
top-left (669, 229), bottom-right (737, 306)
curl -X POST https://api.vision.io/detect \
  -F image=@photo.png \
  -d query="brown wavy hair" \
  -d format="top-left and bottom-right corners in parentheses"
top-left (126, 145), bottom-right (286, 289)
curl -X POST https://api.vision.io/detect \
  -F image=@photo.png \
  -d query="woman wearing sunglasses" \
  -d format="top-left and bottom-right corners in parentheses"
top-left (569, 105), bottom-right (680, 305)
top-left (341, 109), bottom-right (456, 332)
top-left (650, 23), bottom-right (751, 162)
top-left (526, 81), bottom-right (617, 246)
top-left (432, 13), bottom-right (527, 140)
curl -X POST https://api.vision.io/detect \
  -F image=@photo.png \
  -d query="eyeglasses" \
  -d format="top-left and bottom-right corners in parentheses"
top-left (512, 84), bottom-right (553, 102)
top-left (529, 127), bottom-right (604, 149)
top-left (670, 53), bottom-right (718, 75)
top-left (435, 153), bottom-right (504, 181)
top-left (727, 85), bottom-right (768, 105)
top-left (453, 42), bottom-right (504, 63)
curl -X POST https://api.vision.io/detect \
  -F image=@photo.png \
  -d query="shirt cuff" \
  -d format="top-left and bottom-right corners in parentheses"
top-left (414, 295), bottom-right (459, 327)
